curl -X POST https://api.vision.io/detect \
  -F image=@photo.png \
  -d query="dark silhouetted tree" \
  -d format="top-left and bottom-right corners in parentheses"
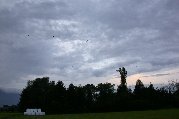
top-left (116, 67), bottom-right (127, 86)
top-left (83, 84), bottom-right (96, 112)
top-left (18, 75), bottom-right (179, 114)
top-left (18, 77), bottom-right (50, 111)
top-left (116, 67), bottom-right (128, 95)
top-left (96, 83), bottom-right (115, 112)
top-left (134, 79), bottom-right (144, 97)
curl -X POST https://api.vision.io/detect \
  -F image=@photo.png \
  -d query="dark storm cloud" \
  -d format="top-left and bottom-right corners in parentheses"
top-left (0, 0), bottom-right (179, 90)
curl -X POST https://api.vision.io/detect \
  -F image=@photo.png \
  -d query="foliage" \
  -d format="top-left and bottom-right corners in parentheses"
top-left (116, 67), bottom-right (127, 86)
top-left (18, 68), bottom-right (179, 114)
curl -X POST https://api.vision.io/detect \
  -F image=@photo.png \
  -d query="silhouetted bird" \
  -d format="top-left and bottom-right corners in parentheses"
top-left (86, 40), bottom-right (88, 42)
top-left (53, 36), bottom-right (54, 37)
top-left (27, 35), bottom-right (29, 36)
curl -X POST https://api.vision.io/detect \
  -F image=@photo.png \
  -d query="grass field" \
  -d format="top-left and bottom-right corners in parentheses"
top-left (0, 109), bottom-right (179, 119)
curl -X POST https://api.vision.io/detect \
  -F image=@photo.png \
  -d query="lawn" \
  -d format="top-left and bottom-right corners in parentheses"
top-left (0, 109), bottom-right (179, 119)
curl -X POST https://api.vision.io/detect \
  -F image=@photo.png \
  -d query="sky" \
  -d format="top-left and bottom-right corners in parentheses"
top-left (0, 0), bottom-right (179, 92)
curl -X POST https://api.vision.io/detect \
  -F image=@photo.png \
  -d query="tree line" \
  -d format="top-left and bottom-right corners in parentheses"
top-left (18, 67), bottom-right (179, 114)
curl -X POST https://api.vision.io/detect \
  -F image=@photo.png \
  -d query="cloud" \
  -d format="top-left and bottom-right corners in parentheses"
top-left (142, 71), bottom-right (179, 78)
top-left (142, 73), bottom-right (171, 78)
top-left (0, 0), bottom-right (179, 91)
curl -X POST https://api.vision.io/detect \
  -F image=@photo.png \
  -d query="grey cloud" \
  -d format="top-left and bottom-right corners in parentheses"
top-left (0, 9), bottom-right (25, 33)
top-left (16, 1), bottom-right (73, 20)
top-left (96, 0), bottom-right (179, 30)
top-left (142, 72), bottom-right (179, 77)
top-left (142, 73), bottom-right (171, 78)
top-left (0, 0), bottom-right (179, 91)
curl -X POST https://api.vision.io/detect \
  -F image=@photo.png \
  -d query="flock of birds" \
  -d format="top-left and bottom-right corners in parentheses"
top-left (25, 34), bottom-right (179, 83)
top-left (27, 33), bottom-right (141, 77)
top-left (28, 34), bottom-right (173, 80)
top-left (26, 34), bottom-right (89, 70)
top-left (27, 34), bottom-right (88, 42)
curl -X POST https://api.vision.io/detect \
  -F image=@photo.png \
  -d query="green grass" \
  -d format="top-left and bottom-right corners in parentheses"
top-left (0, 109), bottom-right (179, 119)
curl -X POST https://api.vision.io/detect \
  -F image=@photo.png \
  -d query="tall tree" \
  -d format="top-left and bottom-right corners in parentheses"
top-left (116, 67), bottom-right (127, 86)
top-left (116, 67), bottom-right (128, 94)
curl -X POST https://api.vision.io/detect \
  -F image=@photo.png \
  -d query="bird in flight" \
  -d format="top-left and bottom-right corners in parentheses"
top-left (86, 40), bottom-right (88, 43)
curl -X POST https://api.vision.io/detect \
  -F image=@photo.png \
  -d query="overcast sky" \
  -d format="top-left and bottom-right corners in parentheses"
top-left (0, 0), bottom-right (179, 92)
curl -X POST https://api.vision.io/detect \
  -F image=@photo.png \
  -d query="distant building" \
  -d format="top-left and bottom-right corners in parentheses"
top-left (0, 105), bottom-right (17, 112)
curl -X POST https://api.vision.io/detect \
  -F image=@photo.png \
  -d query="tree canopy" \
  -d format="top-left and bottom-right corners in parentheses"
top-left (18, 67), bottom-right (179, 114)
